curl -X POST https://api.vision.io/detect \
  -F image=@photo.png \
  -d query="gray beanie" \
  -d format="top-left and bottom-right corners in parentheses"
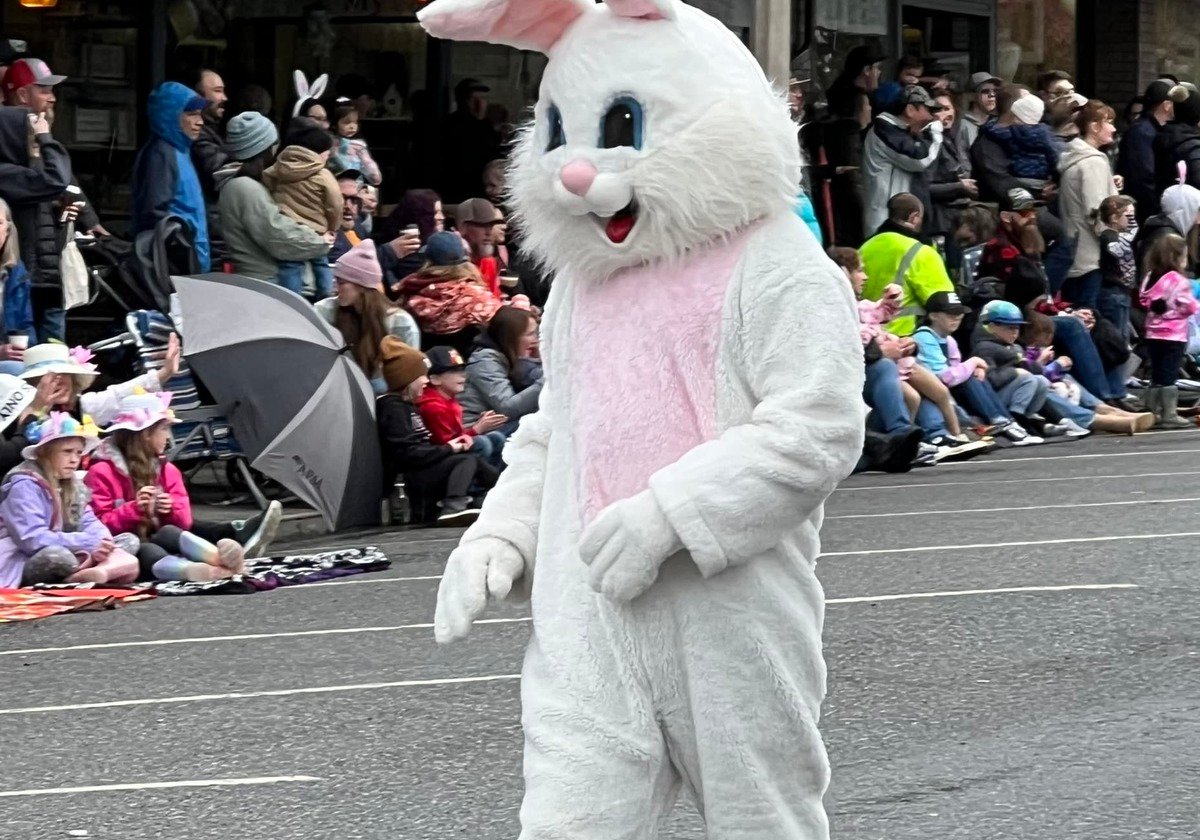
top-left (224, 112), bottom-right (279, 161)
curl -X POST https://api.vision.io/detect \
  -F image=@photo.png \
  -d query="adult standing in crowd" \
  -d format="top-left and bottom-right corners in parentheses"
top-left (862, 85), bottom-right (944, 235)
top-left (1058, 100), bottom-right (1119, 311)
top-left (1152, 86), bottom-right (1200, 194)
top-left (1119, 79), bottom-right (1178, 222)
top-left (826, 45), bottom-right (884, 120)
top-left (460, 305), bottom-right (542, 432)
top-left (960, 72), bottom-right (1001, 148)
top-left (927, 92), bottom-right (977, 242)
top-left (131, 82), bottom-right (212, 272)
top-left (813, 72), bottom-right (871, 246)
top-left (1037, 70), bottom-right (1075, 105)
top-left (440, 78), bottom-right (501, 203)
top-left (0, 106), bottom-right (71, 344)
top-left (189, 68), bottom-right (228, 264)
top-left (376, 189), bottom-right (445, 290)
top-left (1134, 181), bottom-right (1200, 274)
top-left (213, 112), bottom-right (329, 284)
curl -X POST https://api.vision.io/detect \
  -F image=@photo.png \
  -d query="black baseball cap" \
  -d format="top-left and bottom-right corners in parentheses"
top-left (1145, 78), bottom-right (1179, 106)
top-left (925, 291), bottom-right (971, 315)
top-left (1001, 187), bottom-right (1045, 212)
top-left (454, 78), bottom-right (490, 101)
top-left (426, 345), bottom-right (467, 375)
top-left (843, 45), bottom-right (885, 75)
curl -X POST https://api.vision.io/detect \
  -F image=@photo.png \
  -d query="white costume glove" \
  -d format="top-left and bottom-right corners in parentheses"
top-left (434, 537), bottom-right (527, 643)
top-left (579, 490), bottom-right (682, 602)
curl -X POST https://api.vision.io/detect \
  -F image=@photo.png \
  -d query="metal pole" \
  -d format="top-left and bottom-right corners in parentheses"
top-left (753, 0), bottom-right (791, 85)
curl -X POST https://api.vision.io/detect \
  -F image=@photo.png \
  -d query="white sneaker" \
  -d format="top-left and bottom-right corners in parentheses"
top-left (913, 442), bottom-right (939, 467)
top-left (999, 421), bottom-right (1043, 446)
top-left (932, 439), bottom-right (995, 462)
top-left (1058, 418), bottom-right (1092, 438)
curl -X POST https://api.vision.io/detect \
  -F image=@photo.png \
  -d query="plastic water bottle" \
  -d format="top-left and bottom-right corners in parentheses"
top-left (388, 481), bottom-right (411, 525)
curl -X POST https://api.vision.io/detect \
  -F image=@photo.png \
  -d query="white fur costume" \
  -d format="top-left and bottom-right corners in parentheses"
top-left (420, 0), bottom-right (865, 836)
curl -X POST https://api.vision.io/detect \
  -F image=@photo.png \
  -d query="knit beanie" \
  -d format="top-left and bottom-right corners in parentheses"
top-left (224, 111), bottom-right (279, 161)
top-left (285, 123), bottom-right (334, 155)
top-left (1010, 93), bottom-right (1045, 126)
top-left (380, 336), bottom-right (430, 392)
top-left (333, 239), bottom-right (383, 290)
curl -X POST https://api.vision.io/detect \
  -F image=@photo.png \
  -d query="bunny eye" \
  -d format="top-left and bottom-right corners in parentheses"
top-left (546, 105), bottom-right (566, 152)
top-left (601, 97), bottom-right (643, 150)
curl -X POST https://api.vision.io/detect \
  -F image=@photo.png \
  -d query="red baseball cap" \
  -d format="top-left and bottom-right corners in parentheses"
top-left (2, 58), bottom-right (65, 96)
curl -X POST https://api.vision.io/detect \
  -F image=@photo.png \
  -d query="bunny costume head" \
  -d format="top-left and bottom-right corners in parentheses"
top-left (421, 0), bottom-right (800, 279)
top-left (422, 1), bottom-right (864, 837)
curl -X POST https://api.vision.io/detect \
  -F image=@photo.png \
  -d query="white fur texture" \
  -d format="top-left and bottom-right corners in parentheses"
top-left (507, 3), bottom-right (801, 279)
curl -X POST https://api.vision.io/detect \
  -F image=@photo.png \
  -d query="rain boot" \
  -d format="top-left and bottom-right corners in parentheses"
top-left (1158, 386), bottom-right (1193, 429)
top-left (1143, 387), bottom-right (1162, 426)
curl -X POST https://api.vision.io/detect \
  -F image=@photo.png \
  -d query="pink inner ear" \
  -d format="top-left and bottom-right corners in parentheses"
top-left (418, 0), bottom-right (590, 53)
top-left (604, 0), bottom-right (673, 20)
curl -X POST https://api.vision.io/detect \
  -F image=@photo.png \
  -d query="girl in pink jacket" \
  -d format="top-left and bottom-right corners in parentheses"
top-left (85, 392), bottom-right (282, 581)
top-left (1138, 233), bottom-right (1198, 428)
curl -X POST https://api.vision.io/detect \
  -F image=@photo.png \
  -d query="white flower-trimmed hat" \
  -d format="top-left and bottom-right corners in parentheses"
top-left (21, 411), bottom-right (102, 460)
top-left (18, 344), bottom-right (99, 389)
top-left (104, 390), bottom-right (179, 434)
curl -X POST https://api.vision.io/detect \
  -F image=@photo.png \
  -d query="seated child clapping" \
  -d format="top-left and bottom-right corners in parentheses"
top-left (416, 346), bottom-right (508, 471)
top-left (0, 413), bottom-right (137, 587)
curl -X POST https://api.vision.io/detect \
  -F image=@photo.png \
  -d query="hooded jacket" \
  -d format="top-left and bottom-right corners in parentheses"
top-left (861, 114), bottom-right (943, 235)
top-left (1153, 121), bottom-right (1200, 195)
top-left (1139, 269), bottom-right (1198, 343)
top-left (927, 121), bottom-right (973, 235)
top-left (262, 146), bottom-right (343, 234)
top-left (131, 82), bottom-right (211, 271)
top-left (458, 333), bottom-right (543, 426)
top-left (1058, 137), bottom-right (1117, 278)
top-left (1133, 184), bottom-right (1200, 274)
top-left (0, 107), bottom-right (73, 293)
top-left (971, 324), bottom-right (1042, 390)
top-left (84, 438), bottom-right (192, 536)
top-left (0, 463), bottom-right (110, 588)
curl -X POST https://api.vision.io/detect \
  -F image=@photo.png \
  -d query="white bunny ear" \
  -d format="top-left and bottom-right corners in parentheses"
top-left (293, 69), bottom-right (310, 98)
top-left (603, 0), bottom-right (676, 20)
top-left (418, 0), bottom-right (594, 54)
top-left (309, 73), bottom-right (329, 101)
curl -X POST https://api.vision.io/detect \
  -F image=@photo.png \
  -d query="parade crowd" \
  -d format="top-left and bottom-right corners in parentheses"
top-left (0, 35), bottom-right (1198, 589)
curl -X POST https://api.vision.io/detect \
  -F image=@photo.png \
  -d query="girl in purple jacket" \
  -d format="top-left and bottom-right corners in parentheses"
top-left (0, 412), bottom-right (137, 587)
top-left (1139, 233), bottom-right (1198, 428)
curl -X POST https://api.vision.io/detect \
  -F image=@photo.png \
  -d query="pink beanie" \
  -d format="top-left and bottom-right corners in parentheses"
top-left (333, 239), bottom-right (383, 291)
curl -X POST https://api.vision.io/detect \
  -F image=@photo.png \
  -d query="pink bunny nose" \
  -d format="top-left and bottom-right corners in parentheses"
top-left (560, 159), bottom-right (598, 197)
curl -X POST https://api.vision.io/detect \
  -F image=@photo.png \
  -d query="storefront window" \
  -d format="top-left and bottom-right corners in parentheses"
top-left (1152, 0), bottom-right (1200, 81)
top-left (997, 0), bottom-right (1077, 88)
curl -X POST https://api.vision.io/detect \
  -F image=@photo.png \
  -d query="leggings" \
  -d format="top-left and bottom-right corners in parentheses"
top-left (134, 522), bottom-right (234, 579)
top-left (1146, 339), bottom-right (1187, 387)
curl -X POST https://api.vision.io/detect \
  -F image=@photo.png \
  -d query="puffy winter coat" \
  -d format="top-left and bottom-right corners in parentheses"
top-left (459, 335), bottom-right (543, 425)
top-left (262, 146), bottom-right (343, 234)
top-left (84, 438), bottom-right (193, 535)
top-left (1140, 269), bottom-right (1199, 343)
top-left (0, 107), bottom-right (72, 294)
top-left (131, 82), bottom-right (211, 271)
top-left (1058, 137), bottom-right (1117, 278)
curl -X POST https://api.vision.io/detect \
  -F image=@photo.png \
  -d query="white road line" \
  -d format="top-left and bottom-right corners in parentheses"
top-left (827, 496), bottom-right (1200, 520)
top-left (825, 583), bottom-right (1137, 604)
top-left (0, 617), bottom-right (531, 657)
top-left (838, 469), bottom-right (1200, 493)
top-left (0, 582), bottom-right (1141, 658)
top-left (823, 530), bottom-right (1200, 558)
top-left (0, 776), bottom-right (321, 798)
top-left (940, 446), bottom-right (1200, 466)
top-left (0, 674), bottom-right (523, 716)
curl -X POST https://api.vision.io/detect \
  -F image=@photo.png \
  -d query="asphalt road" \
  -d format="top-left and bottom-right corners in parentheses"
top-left (2, 428), bottom-right (1199, 839)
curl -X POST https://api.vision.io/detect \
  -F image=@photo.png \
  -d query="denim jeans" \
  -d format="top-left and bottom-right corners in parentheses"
top-left (1052, 315), bottom-right (1114, 400)
top-left (997, 374), bottom-right (1048, 415)
top-left (1043, 391), bottom-right (1095, 427)
top-left (864, 358), bottom-right (947, 438)
top-left (0, 360), bottom-right (22, 376)
top-left (277, 256), bottom-right (334, 299)
top-left (1042, 232), bottom-right (1076, 295)
top-left (470, 430), bottom-right (507, 471)
top-left (1061, 268), bottom-right (1102, 312)
top-left (951, 377), bottom-right (1011, 423)
top-left (1097, 285), bottom-right (1133, 341)
top-left (1147, 339), bottom-right (1187, 386)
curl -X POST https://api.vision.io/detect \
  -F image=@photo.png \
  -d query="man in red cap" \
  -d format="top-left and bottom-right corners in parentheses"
top-left (2, 57), bottom-right (64, 120)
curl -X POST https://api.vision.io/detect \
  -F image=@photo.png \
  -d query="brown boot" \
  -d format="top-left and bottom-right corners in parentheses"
top-left (1089, 412), bottom-right (1154, 435)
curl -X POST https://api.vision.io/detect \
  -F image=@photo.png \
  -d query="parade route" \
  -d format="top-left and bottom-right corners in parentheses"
top-left (3, 430), bottom-right (1198, 839)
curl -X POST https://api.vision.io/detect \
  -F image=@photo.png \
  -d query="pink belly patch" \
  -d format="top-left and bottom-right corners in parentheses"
top-left (570, 230), bottom-right (754, 524)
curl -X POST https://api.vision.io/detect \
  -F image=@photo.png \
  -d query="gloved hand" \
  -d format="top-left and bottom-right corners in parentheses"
top-left (434, 537), bottom-right (527, 643)
top-left (579, 490), bottom-right (682, 602)
top-left (1149, 299), bottom-right (1169, 315)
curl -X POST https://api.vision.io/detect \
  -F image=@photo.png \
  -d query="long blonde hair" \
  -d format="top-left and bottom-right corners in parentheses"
top-left (33, 444), bottom-right (79, 531)
top-left (0, 197), bottom-right (19, 271)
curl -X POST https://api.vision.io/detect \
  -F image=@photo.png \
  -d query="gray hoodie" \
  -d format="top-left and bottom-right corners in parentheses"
top-left (459, 346), bottom-right (543, 426)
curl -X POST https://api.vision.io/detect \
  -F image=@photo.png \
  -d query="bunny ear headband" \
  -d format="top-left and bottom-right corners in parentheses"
top-left (417, 0), bottom-right (677, 54)
top-left (292, 70), bottom-right (330, 117)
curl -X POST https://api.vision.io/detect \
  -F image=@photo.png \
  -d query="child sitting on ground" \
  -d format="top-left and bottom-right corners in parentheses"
top-left (85, 392), bottom-right (283, 581)
top-left (416, 346), bottom-right (508, 471)
top-left (376, 337), bottom-right (498, 526)
top-left (830, 247), bottom-right (968, 444)
top-left (1021, 312), bottom-right (1081, 404)
top-left (913, 292), bottom-right (1042, 445)
top-left (0, 413), bottom-right (138, 587)
top-left (1139, 233), bottom-right (1198, 428)
top-left (262, 124), bottom-right (343, 300)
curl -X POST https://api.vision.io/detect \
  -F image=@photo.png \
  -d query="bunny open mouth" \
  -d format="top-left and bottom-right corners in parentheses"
top-left (602, 200), bottom-right (639, 245)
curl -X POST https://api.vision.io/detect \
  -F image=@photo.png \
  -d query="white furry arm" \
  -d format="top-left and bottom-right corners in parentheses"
top-left (647, 254), bottom-right (865, 577)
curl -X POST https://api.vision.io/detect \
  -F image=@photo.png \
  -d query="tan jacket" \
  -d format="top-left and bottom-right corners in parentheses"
top-left (262, 146), bottom-right (343, 234)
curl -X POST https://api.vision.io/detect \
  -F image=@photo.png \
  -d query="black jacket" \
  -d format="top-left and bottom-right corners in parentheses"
top-left (1132, 213), bottom-right (1180, 276)
top-left (1153, 121), bottom-right (1200, 195)
top-left (191, 114), bottom-right (227, 199)
top-left (972, 326), bottom-right (1041, 390)
top-left (377, 393), bottom-right (454, 483)
top-left (970, 129), bottom-right (1026, 204)
top-left (0, 107), bottom-right (72, 290)
top-left (928, 123), bottom-right (973, 235)
top-left (1117, 115), bottom-right (1162, 221)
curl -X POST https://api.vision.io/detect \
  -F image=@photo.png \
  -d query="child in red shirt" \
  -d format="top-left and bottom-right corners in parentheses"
top-left (415, 346), bottom-right (509, 469)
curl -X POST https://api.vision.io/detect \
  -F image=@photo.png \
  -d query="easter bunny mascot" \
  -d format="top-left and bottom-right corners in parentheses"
top-left (421, 0), bottom-right (865, 835)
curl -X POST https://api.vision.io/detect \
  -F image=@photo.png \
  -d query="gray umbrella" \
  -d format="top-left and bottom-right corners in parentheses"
top-left (173, 273), bottom-right (381, 531)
